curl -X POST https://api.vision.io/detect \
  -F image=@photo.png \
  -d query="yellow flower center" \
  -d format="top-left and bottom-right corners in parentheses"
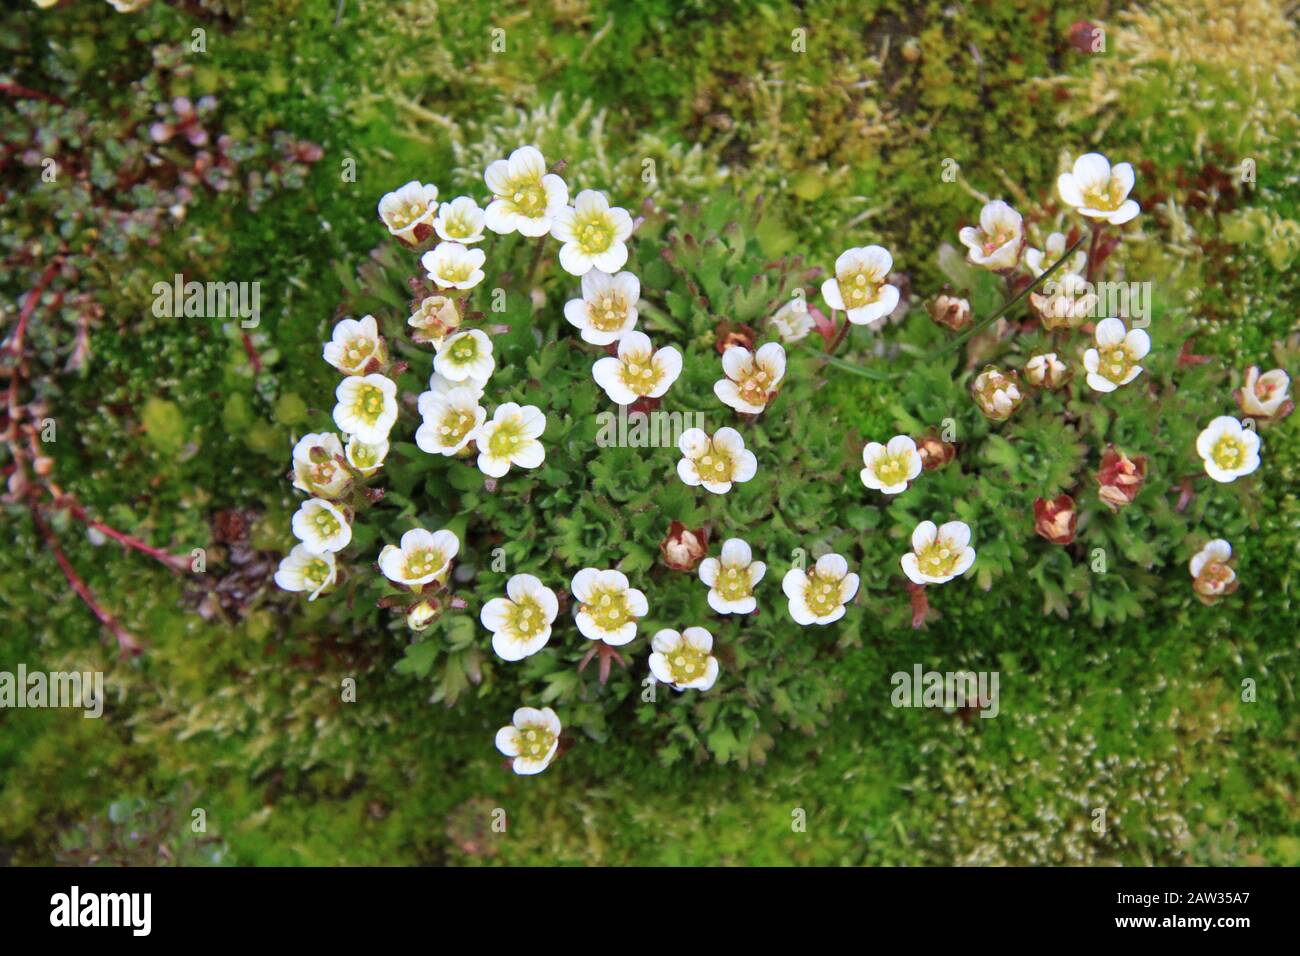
top-left (505, 179), bottom-right (547, 217)
top-left (508, 596), bottom-right (547, 639)
top-left (354, 383), bottom-right (386, 424)
top-left (517, 723), bottom-right (556, 761)
top-left (839, 268), bottom-right (882, 310)
top-left (694, 441), bottom-right (736, 484)
top-left (344, 335), bottom-right (374, 367)
top-left (803, 570), bottom-right (844, 618)
top-left (620, 352), bottom-right (660, 395)
top-left (717, 565), bottom-right (752, 602)
top-left (735, 365), bottom-right (773, 407)
top-left (666, 643), bottom-right (710, 684)
top-left (1211, 435), bottom-right (1244, 470)
top-left (1081, 179), bottom-right (1125, 212)
top-left (439, 258), bottom-right (475, 284)
top-left (311, 507), bottom-right (341, 538)
top-left (351, 443), bottom-right (378, 470)
top-left (302, 559), bottom-right (331, 589)
top-left (581, 588), bottom-right (632, 631)
top-left (914, 540), bottom-right (962, 579)
top-left (388, 199), bottom-right (428, 230)
top-left (404, 547), bottom-right (446, 580)
top-left (587, 293), bottom-right (629, 332)
top-left (1099, 344), bottom-right (1133, 383)
top-left (575, 214), bottom-right (614, 254)
top-left (874, 450), bottom-right (913, 487)
top-left (487, 420), bottom-right (526, 459)
top-left (438, 408), bottom-right (477, 445)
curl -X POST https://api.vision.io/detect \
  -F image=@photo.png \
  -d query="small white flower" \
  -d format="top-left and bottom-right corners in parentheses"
top-left (429, 369), bottom-right (485, 400)
top-left (782, 553), bottom-right (859, 626)
top-left (860, 435), bottom-right (922, 495)
top-left (291, 498), bottom-right (352, 554)
top-left (1024, 351), bottom-right (1068, 388)
top-left (676, 426), bottom-right (758, 495)
top-left (1189, 539), bottom-right (1237, 600)
top-left (476, 403), bottom-right (546, 477)
top-left (408, 295), bottom-right (461, 345)
top-left (378, 528), bottom-right (460, 589)
top-left (714, 343), bottom-right (786, 414)
top-left (377, 180), bottom-right (439, 242)
top-left (415, 386), bottom-right (486, 456)
top-left (1057, 152), bottom-right (1140, 225)
top-left (571, 568), bottom-right (648, 646)
top-left (590, 331), bottom-right (682, 405)
top-left (291, 432), bottom-right (349, 498)
top-left (323, 314), bottom-right (385, 376)
top-left (699, 538), bottom-right (765, 615)
top-left (972, 366), bottom-right (1024, 421)
top-left (1190, 539), bottom-right (1233, 581)
top-left (1238, 366), bottom-right (1291, 418)
top-left (1196, 416), bottom-right (1261, 483)
top-left (495, 706), bottom-right (562, 775)
top-left (1024, 231), bottom-right (1087, 277)
top-left (959, 200), bottom-right (1024, 271)
top-left (551, 189), bottom-right (634, 276)
top-left (433, 329), bottom-right (495, 383)
top-left (421, 241), bottom-right (486, 291)
top-left (770, 299), bottom-right (816, 343)
top-left (1084, 317), bottom-right (1150, 393)
top-left (563, 269), bottom-right (640, 345)
top-left (345, 435), bottom-right (389, 476)
top-left (483, 145), bottom-right (569, 237)
top-left (821, 245), bottom-right (899, 327)
top-left (433, 196), bottom-right (487, 244)
top-left (106, 0), bottom-right (153, 13)
top-left (332, 373), bottom-right (398, 444)
top-left (274, 545), bottom-right (337, 601)
top-left (481, 574), bottom-right (559, 661)
top-left (648, 627), bottom-right (719, 692)
top-left (901, 520), bottom-right (976, 585)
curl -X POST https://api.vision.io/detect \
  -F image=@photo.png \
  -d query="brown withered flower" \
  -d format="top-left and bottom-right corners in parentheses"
top-left (1096, 447), bottom-right (1147, 510)
top-left (929, 294), bottom-right (972, 332)
top-left (915, 431), bottom-right (956, 471)
top-left (1033, 494), bottom-right (1078, 545)
top-left (660, 520), bottom-right (708, 572)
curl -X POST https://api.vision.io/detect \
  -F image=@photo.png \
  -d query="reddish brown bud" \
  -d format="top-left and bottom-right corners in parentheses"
top-left (1033, 493), bottom-right (1078, 545)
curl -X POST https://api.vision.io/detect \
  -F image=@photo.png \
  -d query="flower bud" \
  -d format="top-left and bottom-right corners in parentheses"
top-left (916, 431), bottom-right (956, 471)
top-left (1033, 494), bottom-right (1078, 545)
top-left (660, 520), bottom-right (708, 572)
top-left (407, 599), bottom-right (438, 632)
top-left (1234, 366), bottom-right (1292, 424)
top-left (972, 366), bottom-right (1023, 421)
top-left (409, 295), bottom-right (461, 345)
top-left (1189, 539), bottom-right (1237, 605)
top-left (929, 295), bottom-right (971, 331)
top-left (1024, 351), bottom-right (1068, 389)
top-left (1096, 446), bottom-right (1147, 510)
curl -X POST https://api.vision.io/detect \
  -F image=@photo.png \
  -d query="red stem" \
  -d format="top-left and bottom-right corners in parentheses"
top-left (58, 497), bottom-right (190, 573)
top-left (0, 82), bottom-right (67, 107)
top-left (826, 313), bottom-right (852, 354)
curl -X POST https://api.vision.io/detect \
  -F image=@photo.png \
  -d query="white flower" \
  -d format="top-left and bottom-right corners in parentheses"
top-left (415, 386), bottom-right (486, 456)
top-left (433, 196), bottom-right (486, 244)
top-left (1024, 351), bottom-right (1068, 388)
top-left (1238, 366), bottom-right (1291, 418)
top-left (1030, 271), bottom-right (1097, 330)
top-left (377, 180), bottom-right (438, 242)
top-left (481, 574), bottom-right (559, 662)
top-left (571, 568), bottom-right (648, 646)
top-left (429, 369), bottom-right (485, 400)
top-left (332, 373), bottom-right (398, 444)
top-left (676, 426), bottom-right (758, 494)
top-left (551, 189), bottom-right (634, 276)
top-left (291, 432), bottom-right (349, 498)
top-left (1190, 539), bottom-right (1233, 581)
top-left (495, 706), bottom-right (562, 775)
top-left (421, 241), bottom-right (486, 291)
top-left (106, 0), bottom-right (153, 14)
top-left (1189, 539), bottom-right (1237, 600)
top-left (345, 435), bottom-right (389, 476)
top-left (770, 299), bottom-right (816, 343)
top-left (699, 538), bottom-right (765, 615)
top-left (714, 343), bottom-right (786, 414)
top-left (1196, 416), bottom-right (1261, 483)
top-left (782, 553), bottom-right (859, 626)
top-left (483, 145), bottom-right (568, 237)
top-left (378, 528), bottom-right (459, 588)
top-left (563, 269), bottom-right (640, 345)
top-left (648, 627), bottom-right (719, 692)
top-left (476, 403), bottom-right (546, 477)
top-left (291, 498), bottom-right (351, 554)
top-left (1025, 231), bottom-right (1087, 277)
top-left (274, 545), bottom-right (337, 600)
top-left (408, 295), bottom-right (460, 345)
top-left (1057, 153), bottom-right (1140, 225)
top-left (1084, 317), bottom-right (1150, 393)
top-left (958, 200), bottom-right (1024, 271)
top-left (323, 314), bottom-right (385, 376)
top-left (433, 329), bottom-right (495, 383)
top-left (860, 435), bottom-right (922, 495)
top-left (901, 520), bottom-right (976, 585)
top-left (821, 245), bottom-right (899, 327)
top-left (590, 331), bottom-right (681, 405)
